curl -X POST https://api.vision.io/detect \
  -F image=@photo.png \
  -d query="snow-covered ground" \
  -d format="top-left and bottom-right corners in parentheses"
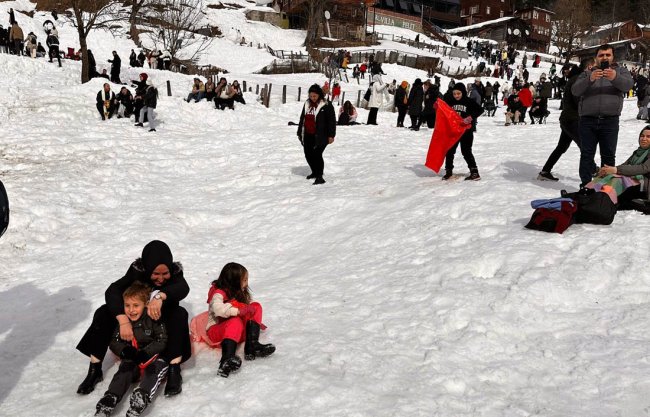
top-left (2, 2), bottom-right (650, 417)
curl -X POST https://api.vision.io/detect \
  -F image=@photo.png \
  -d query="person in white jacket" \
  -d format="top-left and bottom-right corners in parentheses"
top-left (366, 74), bottom-right (388, 125)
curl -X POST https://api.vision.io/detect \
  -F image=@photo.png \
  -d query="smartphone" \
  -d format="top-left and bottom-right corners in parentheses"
top-left (600, 61), bottom-right (610, 70)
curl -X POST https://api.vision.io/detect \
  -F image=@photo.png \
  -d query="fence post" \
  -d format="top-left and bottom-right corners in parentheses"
top-left (357, 90), bottom-right (361, 107)
top-left (265, 84), bottom-right (272, 108)
top-left (297, 86), bottom-right (301, 102)
top-left (340, 92), bottom-right (345, 106)
top-left (282, 85), bottom-right (287, 104)
top-left (243, 80), bottom-right (247, 92)
top-left (256, 84), bottom-right (259, 94)
top-left (166, 80), bottom-right (172, 97)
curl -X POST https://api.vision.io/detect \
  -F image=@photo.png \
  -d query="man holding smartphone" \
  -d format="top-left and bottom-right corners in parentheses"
top-left (572, 44), bottom-right (634, 187)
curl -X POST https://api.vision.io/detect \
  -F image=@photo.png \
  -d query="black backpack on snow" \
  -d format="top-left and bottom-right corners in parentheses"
top-left (562, 189), bottom-right (617, 225)
top-left (0, 180), bottom-right (9, 238)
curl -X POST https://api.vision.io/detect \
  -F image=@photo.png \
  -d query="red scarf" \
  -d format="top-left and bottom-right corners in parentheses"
top-left (304, 103), bottom-right (317, 135)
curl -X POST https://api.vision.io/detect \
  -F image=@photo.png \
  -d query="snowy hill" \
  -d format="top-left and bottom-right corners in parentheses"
top-left (2, 2), bottom-right (650, 417)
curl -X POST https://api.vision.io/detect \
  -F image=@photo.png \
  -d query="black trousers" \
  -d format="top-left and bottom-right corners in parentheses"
top-left (409, 114), bottom-right (420, 128)
top-left (49, 45), bottom-right (61, 66)
top-left (445, 130), bottom-right (477, 171)
top-left (419, 112), bottom-right (435, 128)
top-left (396, 106), bottom-right (407, 126)
top-left (303, 133), bottom-right (328, 177)
top-left (76, 304), bottom-right (191, 363)
top-left (133, 99), bottom-right (144, 122)
top-left (542, 120), bottom-right (580, 173)
top-left (366, 107), bottom-right (379, 125)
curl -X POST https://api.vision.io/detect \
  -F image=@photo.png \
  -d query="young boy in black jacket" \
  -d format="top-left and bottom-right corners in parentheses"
top-left (94, 282), bottom-right (168, 417)
top-left (443, 83), bottom-right (484, 181)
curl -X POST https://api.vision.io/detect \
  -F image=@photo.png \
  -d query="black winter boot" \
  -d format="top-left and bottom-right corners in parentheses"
top-left (164, 363), bottom-right (182, 396)
top-left (94, 392), bottom-right (118, 417)
top-left (218, 339), bottom-right (242, 378)
top-left (244, 321), bottom-right (276, 361)
top-left (465, 168), bottom-right (481, 181)
top-left (77, 362), bottom-right (103, 395)
top-left (442, 170), bottom-right (453, 180)
top-left (126, 388), bottom-right (150, 417)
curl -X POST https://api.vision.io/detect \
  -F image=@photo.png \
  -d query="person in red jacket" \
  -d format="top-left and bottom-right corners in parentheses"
top-left (206, 263), bottom-right (275, 378)
top-left (517, 84), bottom-right (533, 123)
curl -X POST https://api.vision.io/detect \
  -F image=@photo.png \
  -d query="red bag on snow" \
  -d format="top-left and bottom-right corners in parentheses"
top-left (424, 99), bottom-right (471, 173)
top-left (525, 201), bottom-right (577, 234)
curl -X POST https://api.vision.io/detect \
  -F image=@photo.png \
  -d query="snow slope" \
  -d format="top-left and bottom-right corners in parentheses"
top-left (2, 3), bottom-right (650, 417)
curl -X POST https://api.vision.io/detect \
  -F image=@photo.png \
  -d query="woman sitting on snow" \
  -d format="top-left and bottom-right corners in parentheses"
top-left (589, 125), bottom-right (650, 206)
top-left (337, 100), bottom-right (358, 125)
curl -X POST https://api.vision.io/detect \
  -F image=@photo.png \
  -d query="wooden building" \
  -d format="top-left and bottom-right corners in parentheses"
top-left (278, 0), bottom-right (374, 41)
top-left (373, 0), bottom-right (461, 29)
top-left (446, 16), bottom-right (532, 50)
top-left (514, 7), bottom-right (554, 52)
top-left (459, 0), bottom-right (514, 26)
top-left (572, 21), bottom-right (649, 65)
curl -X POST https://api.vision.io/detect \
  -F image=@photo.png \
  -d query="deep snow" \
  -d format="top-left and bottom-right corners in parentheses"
top-left (2, 2), bottom-right (650, 417)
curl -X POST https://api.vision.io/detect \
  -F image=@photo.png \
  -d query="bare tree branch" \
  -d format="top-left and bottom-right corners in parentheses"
top-left (142, 0), bottom-right (213, 63)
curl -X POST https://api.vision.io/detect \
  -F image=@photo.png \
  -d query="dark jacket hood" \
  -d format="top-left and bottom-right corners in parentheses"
top-left (452, 83), bottom-right (468, 99)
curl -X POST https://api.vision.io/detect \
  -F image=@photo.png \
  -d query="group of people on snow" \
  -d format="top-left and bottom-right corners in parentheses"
top-left (76, 240), bottom-right (275, 417)
top-left (184, 77), bottom-right (246, 110)
top-left (96, 73), bottom-right (158, 132)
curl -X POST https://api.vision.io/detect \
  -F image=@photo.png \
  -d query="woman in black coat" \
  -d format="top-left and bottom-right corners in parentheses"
top-left (297, 84), bottom-right (336, 185)
top-left (76, 240), bottom-right (191, 397)
top-left (407, 78), bottom-right (424, 130)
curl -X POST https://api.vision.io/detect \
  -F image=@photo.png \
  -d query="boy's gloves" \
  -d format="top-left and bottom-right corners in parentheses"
top-left (135, 350), bottom-right (151, 364)
top-left (237, 304), bottom-right (255, 319)
top-left (120, 345), bottom-right (137, 360)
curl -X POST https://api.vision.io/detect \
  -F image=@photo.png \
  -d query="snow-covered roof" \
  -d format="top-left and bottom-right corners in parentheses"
top-left (592, 21), bottom-right (629, 33)
top-left (445, 17), bottom-right (516, 35)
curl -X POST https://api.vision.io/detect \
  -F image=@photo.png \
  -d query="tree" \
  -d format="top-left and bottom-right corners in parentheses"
top-left (40, 0), bottom-right (126, 83)
top-left (143, 0), bottom-right (213, 62)
top-left (304, 0), bottom-right (331, 48)
top-left (124, 0), bottom-right (154, 45)
top-left (551, 0), bottom-right (592, 60)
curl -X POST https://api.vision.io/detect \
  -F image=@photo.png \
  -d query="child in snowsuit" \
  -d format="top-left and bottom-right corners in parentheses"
top-left (442, 83), bottom-right (484, 181)
top-left (206, 262), bottom-right (275, 378)
top-left (94, 282), bottom-right (168, 417)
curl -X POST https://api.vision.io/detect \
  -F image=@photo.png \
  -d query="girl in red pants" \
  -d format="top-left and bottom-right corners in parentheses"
top-left (206, 262), bottom-right (275, 377)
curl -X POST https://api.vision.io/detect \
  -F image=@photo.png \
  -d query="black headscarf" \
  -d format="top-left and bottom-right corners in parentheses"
top-left (141, 240), bottom-right (174, 277)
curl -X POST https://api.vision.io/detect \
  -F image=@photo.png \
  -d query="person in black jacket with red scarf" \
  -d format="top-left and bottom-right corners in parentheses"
top-left (297, 84), bottom-right (336, 185)
top-left (442, 83), bottom-right (484, 181)
top-left (76, 240), bottom-right (191, 397)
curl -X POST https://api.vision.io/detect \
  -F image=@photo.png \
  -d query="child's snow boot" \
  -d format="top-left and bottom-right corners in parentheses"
top-left (442, 170), bottom-right (453, 180)
top-left (126, 388), bottom-right (150, 417)
top-left (244, 321), bottom-right (276, 361)
top-left (164, 363), bottom-right (182, 397)
top-left (94, 392), bottom-right (118, 417)
top-left (218, 339), bottom-right (242, 378)
top-left (77, 362), bottom-right (103, 395)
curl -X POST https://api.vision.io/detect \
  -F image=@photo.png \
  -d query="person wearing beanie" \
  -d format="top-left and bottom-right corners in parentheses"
top-left (131, 73), bottom-right (148, 123)
top-left (442, 83), bottom-right (484, 181)
top-left (394, 81), bottom-right (409, 127)
top-left (76, 240), bottom-right (191, 397)
top-left (297, 84), bottom-right (336, 185)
